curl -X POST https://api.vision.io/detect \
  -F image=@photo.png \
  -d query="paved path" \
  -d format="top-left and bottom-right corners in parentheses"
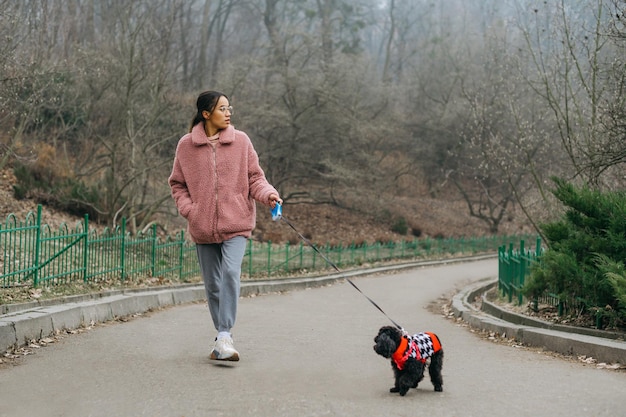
top-left (1, 259), bottom-right (624, 417)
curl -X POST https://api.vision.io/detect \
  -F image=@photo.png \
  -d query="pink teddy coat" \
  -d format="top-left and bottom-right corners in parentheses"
top-left (169, 123), bottom-right (278, 244)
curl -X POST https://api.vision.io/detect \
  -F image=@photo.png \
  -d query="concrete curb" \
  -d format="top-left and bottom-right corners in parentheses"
top-left (451, 279), bottom-right (626, 364)
top-left (0, 255), bottom-right (493, 353)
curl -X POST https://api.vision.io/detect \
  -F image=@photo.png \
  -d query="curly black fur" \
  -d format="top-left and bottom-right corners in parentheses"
top-left (373, 326), bottom-right (444, 396)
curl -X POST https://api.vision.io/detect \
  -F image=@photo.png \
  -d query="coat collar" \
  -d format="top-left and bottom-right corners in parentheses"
top-left (191, 123), bottom-right (235, 146)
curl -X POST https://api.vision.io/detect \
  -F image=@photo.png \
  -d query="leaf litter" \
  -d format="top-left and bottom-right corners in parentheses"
top-left (430, 290), bottom-right (626, 372)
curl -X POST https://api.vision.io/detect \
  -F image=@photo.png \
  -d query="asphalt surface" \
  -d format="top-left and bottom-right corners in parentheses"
top-left (1, 259), bottom-right (625, 417)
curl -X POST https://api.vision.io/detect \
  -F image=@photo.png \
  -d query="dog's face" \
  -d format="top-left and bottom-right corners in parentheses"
top-left (373, 326), bottom-right (402, 358)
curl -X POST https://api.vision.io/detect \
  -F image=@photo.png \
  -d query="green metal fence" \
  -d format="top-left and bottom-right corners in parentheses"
top-left (498, 237), bottom-right (543, 305)
top-left (0, 205), bottom-right (199, 287)
top-left (498, 238), bottom-right (589, 319)
top-left (246, 234), bottom-right (532, 278)
top-left (1, 205), bottom-right (534, 289)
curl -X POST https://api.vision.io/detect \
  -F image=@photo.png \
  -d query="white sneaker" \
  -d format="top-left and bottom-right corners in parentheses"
top-left (210, 336), bottom-right (240, 361)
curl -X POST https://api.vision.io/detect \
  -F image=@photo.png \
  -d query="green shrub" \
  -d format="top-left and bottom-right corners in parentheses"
top-left (391, 217), bottom-right (408, 235)
top-left (13, 162), bottom-right (41, 199)
top-left (12, 184), bottom-right (28, 200)
top-left (593, 254), bottom-right (626, 329)
top-left (524, 178), bottom-right (626, 327)
top-left (13, 159), bottom-right (106, 222)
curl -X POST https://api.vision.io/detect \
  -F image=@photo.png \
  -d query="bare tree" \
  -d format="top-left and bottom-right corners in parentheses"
top-left (0, 1), bottom-right (86, 173)
top-left (516, 0), bottom-right (625, 188)
top-left (3, 0), bottom-right (623, 236)
top-left (599, 0), bottom-right (626, 183)
top-left (76, 1), bottom-right (185, 231)
top-left (225, 0), bottom-right (382, 209)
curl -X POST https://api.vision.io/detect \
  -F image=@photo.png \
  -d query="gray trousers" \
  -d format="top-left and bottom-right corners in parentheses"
top-left (196, 236), bottom-right (247, 333)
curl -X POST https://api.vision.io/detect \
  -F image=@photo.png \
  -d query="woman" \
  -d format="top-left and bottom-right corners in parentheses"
top-left (169, 91), bottom-right (282, 361)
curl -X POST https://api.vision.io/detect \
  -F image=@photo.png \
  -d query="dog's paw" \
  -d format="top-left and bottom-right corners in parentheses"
top-left (399, 388), bottom-right (409, 396)
top-left (389, 387), bottom-right (399, 393)
top-left (434, 385), bottom-right (443, 392)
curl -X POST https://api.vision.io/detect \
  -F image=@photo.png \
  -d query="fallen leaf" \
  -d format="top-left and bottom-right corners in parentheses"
top-left (597, 363), bottom-right (625, 370)
top-left (29, 288), bottom-right (42, 299)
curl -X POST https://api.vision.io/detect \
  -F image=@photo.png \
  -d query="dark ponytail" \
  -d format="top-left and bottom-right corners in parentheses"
top-left (189, 90), bottom-right (228, 132)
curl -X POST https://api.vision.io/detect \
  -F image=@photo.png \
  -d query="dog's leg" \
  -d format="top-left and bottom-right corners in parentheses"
top-left (413, 361), bottom-right (425, 388)
top-left (391, 365), bottom-right (413, 396)
top-left (390, 376), bottom-right (401, 393)
top-left (395, 360), bottom-right (421, 396)
top-left (397, 376), bottom-right (410, 396)
top-left (403, 362), bottom-right (422, 390)
top-left (398, 372), bottom-right (415, 396)
top-left (429, 350), bottom-right (444, 392)
top-left (390, 366), bottom-right (402, 393)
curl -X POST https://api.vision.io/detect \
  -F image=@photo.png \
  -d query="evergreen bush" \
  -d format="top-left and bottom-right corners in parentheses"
top-left (524, 177), bottom-right (626, 328)
top-left (391, 216), bottom-right (408, 235)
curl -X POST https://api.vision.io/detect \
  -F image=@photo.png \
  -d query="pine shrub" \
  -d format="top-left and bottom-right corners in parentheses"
top-left (524, 177), bottom-right (626, 328)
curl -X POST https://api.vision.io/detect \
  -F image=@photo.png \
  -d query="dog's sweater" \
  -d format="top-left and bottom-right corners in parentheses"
top-left (392, 332), bottom-right (441, 370)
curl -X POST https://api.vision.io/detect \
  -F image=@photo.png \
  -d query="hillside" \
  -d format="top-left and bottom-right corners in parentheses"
top-left (0, 169), bottom-right (532, 244)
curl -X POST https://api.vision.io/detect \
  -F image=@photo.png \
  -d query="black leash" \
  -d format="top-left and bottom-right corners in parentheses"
top-left (274, 204), bottom-right (404, 330)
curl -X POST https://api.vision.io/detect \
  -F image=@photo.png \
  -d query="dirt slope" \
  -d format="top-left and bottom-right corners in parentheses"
top-left (0, 170), bottom-right (531, 244)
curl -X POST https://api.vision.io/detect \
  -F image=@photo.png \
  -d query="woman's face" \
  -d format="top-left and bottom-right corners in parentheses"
top-left (203, 96), bottom-right (232, 134)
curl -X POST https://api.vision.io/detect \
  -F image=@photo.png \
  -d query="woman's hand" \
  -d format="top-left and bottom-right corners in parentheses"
top-left (269, 194), bottom-right (282, 208)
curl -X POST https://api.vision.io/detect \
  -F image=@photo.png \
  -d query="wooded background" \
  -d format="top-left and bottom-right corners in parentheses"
top-left (1, 0), bottom-right (624, 237)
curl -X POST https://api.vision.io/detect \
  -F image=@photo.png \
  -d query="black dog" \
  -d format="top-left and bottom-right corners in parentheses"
top-left (373, 326), bottom-right (444, 396)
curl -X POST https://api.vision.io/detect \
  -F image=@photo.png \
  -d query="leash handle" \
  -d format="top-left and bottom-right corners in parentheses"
top-left (276, 205), bottom-right (403, 330)
top-left (271, 202), bottom-right (283, 221)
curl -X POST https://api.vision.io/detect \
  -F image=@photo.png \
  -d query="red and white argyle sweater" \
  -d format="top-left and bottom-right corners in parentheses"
top-left (391, 332), bottom-right (441, 370)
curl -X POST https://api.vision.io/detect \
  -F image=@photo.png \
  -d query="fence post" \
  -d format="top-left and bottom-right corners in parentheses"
top-left (247, 239), bottom-right (253, 276)
top-left (535, 236), bottom-right (542, 257)
top-left (178, 230), bottom-right (185, 280)
top-left (82, 213), bottom-right (89, 282)
top-left (530, 236), bottom-right (540, 310)
top-left (33, 205), bottom-right (42, 287)
top-left (518, 240), bottom-right (525, 305)
top-left (507, 243), bottom-right (514, 303)
top-left (120, 218), bottom-right (126, 280)
top-left (151, 223), bottom-right (157, 277)
top-left (498, 245), bottom-right (503, 294)
top-left (337, 243), bottom-right (342, 268)
top-left (267, 241), bottom-right (272, 277)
